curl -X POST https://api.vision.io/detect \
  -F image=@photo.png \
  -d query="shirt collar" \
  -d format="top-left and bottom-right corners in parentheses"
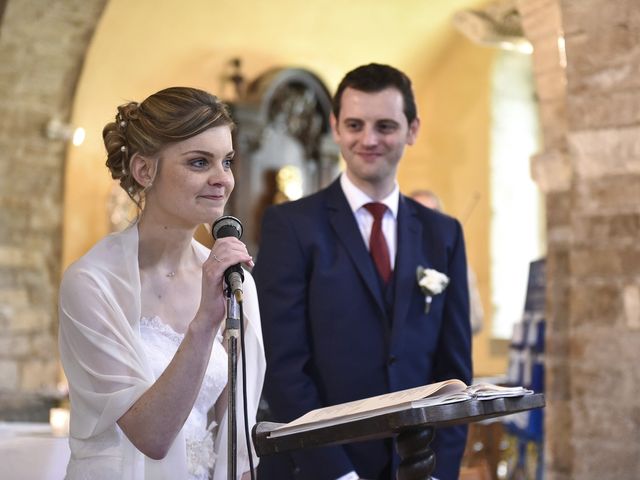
top-left (340, 172), bottom-right (399, 218)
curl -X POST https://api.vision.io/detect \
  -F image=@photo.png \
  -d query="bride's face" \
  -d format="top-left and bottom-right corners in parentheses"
top-left (144, 126), bottom-right (235, 227)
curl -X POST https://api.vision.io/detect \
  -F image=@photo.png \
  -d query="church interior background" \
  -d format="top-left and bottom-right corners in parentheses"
top-left (0, 0), bottom-right (638, 478)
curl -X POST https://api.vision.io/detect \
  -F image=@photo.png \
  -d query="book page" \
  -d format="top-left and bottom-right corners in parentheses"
top-left (464, 383), bottom-right (533, 400)
top-left (272, 379), bottom-right (466, 434)
top-left (410, 390), bottom-right (472, 408)
top-left (268, 380), bottom-right (533, 438)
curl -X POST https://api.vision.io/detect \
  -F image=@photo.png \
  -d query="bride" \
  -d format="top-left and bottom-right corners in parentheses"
top-left (58, 86), bottom-right (265, 480)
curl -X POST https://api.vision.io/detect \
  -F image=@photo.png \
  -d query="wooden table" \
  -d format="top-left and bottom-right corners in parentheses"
top-left (253, 394), bottom-right (545, 480)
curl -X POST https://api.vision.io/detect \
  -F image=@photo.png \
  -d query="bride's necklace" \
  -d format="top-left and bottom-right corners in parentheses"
top-left (166, 271), bottom-right (176, 278)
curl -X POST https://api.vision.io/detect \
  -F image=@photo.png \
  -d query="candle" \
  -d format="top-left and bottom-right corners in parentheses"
top-left (49, 407), bottom-right (70, 436)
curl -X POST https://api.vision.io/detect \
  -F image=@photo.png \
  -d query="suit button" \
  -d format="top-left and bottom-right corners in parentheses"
top-left (388, 355), bottom-right (397, 365)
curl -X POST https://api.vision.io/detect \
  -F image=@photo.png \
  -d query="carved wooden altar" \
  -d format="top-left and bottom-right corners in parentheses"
top-left (227, 67), bottom-right (340, 254)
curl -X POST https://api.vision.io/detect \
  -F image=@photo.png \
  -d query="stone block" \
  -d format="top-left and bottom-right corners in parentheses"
top-left (0, 287), bottom-right (29, 306)
top-left (546, 287), bottom-right (570, 332)
top-left (0, 334), bottom-right (30, 357)
top-left (570, 244), bottom-right (640, 278)
top-left (559, 0), bottom-right (610, 24)
top-left (572, 396), bottom-right (640, 479)
top-left (0, 207), bottom-right (29, 233)
top-left (546, 253), bottom-right (570, 302)
top-left (531, 34), bottom-right (566, 74)
top-left (531, 149), bottom-right (572, 192)
top-left (31, 332), bottom-right (57, 357)
top-left (0, 306), bottom-right (10, 330)
top-left (571, 247), bottom-right (618, 277)
top-left (534, 68), bottom-right (567, 102)
top-left (571, 326), bottom-right (640, 382)
top-left (14, 269), bottom-right (56, 304)
top-left (15, 140), bottom-right (61, 168)
top-left (567, 50), bottom-right (640, 93)
top-left (519, 0), bottom-right (563, 40)
top-left (20, 358), bottom-right (59, 392)
top-left (571, 395), bottom-right (639, 447)
top-left (621, 249), bottom-right (640, 278)
top-left (572, 212), bottom-right (640, 248)
top-left (545, 191), bottom-right (572, 229)
top-left (544, 398), bottom-right (573, 474)
top-left (623, 284), bottom-right (640, 330)
top-left (0, 245), bottom-right (28, 268)
top-left (8, 308), bottom-right (50, 333)
top-left (0, 391), bottom-right (60, 422)
top-left (543, 472), bottom-right (572, 480)
top-left (570, 358), bottom-right (636, 406)
top-left (544, 355), bottom-right (572, 400)
top-left (573, 175), bottom-right (640, 215)
top-left (569, 283), bottom-right (622, 328)
top-left (568, 127), bottom-right (640, 176)
top-left (538, 98), bottom-right (568, 148)
top-left (568, 89), bottom-right (640, 130)
top-left (547, 224), bottom-right (572, 248)
top-left (563, 2), bottom-right (640, 76)
top-left (8, 162), bottom-right (53, 195)
top-left (572, 436), bottom-right (640, 480)
top-left (30, 201), bottom-right (63, 230)
top-left (0, 360), bottom-right (19, 390)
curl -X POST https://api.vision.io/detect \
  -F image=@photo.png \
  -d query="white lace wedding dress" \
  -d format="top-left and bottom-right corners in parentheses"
top-left (140, 316), bottom-right (227, 480)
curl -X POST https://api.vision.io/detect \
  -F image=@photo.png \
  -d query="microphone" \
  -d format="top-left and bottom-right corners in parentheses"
top-left (212, 215), bottom-right (245, 302)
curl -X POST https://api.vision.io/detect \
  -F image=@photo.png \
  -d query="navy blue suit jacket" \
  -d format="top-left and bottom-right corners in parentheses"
top-left (253, 179), bottom-right (472, 480)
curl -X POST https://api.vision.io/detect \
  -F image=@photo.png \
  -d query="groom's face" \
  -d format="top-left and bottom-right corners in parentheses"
top-left (331, 87), bottom-right (419, 191)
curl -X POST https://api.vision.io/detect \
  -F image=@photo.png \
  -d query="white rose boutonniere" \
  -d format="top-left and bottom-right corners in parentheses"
top-left (416, 266), bottom-right (449, 314)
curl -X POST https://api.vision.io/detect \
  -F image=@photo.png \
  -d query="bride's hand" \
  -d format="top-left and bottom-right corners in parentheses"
top-left (197, 236), bottom-right (253, 327)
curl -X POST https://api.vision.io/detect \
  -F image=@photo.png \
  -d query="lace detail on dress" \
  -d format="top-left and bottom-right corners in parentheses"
top-left (140, 315), bottom-right (227, 480)
top-left (186, 432), bottom-right (216, 478)
top-left (140, 315), bottom-right (183, 344)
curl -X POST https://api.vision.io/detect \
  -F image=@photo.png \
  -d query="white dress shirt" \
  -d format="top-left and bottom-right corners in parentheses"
top-left (340, 173), bottom-right (399, 269)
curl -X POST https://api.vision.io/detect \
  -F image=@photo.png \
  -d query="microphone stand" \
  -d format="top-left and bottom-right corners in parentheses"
top-left (225, 287), bottom-right (241, 480)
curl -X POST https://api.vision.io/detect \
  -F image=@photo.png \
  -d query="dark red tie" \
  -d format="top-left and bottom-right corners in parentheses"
top-left (364, 202), bottom-right (392, 283)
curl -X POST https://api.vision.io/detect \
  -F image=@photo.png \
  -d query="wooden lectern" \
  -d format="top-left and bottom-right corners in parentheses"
top-left (253, 394), bottom-right (545, 479)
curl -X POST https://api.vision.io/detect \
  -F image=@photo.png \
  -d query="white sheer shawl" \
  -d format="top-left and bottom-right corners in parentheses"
top-left (58, 224), bottom-right (265, 480)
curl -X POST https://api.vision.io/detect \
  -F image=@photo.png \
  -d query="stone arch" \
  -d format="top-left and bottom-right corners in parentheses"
top-left (0, 0), bottom-right (107, 417)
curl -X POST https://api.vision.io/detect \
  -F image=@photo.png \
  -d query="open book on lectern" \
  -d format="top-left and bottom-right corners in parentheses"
top-left (269, 379), bottom-right (532, 438)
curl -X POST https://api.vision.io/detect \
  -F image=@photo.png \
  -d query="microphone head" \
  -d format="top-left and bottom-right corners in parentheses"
top-left (212, 215), bottom-right (243, 240)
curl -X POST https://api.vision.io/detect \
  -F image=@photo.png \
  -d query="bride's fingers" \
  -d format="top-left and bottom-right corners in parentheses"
top-left (206, 238), bottom-right (252, 274)
top-left (211, 236), bottom-right (250, 254)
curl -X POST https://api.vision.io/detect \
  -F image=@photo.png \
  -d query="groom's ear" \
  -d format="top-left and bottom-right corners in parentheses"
top-left (406, 117), bottom-right (420, 145)
top-left (330, 113), bottom-right (340, 140)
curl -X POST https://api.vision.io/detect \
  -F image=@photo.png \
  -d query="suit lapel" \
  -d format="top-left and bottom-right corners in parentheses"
top-left (325, 181), bottom-right (387, 317)
top-left (391, 196), bottom-right (424, 341)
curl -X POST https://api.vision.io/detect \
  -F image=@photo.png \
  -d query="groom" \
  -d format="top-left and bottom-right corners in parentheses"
top-left (253, 63), bottom-right (472, 480)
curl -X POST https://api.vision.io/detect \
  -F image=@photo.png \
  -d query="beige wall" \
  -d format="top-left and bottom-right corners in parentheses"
top-left (64, 0), bottom-right (505, 375)
top-left (401, 33), bottom-right (502, 375)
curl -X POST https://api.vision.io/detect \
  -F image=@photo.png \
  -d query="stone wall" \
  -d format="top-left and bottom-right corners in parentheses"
top-left (519, 0), bottom-right (640, 478)
top-left (0, 0), bottom-right (106, 419)
top-left (562, 0), bottom-right (640, 477)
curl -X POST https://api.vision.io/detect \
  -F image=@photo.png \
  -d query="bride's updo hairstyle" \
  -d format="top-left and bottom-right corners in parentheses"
top-left (103, 87), bottom-right (234, 207)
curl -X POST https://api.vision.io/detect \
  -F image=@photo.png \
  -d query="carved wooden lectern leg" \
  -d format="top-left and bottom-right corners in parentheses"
top-left (395, 427), bottom-right (436, 480)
